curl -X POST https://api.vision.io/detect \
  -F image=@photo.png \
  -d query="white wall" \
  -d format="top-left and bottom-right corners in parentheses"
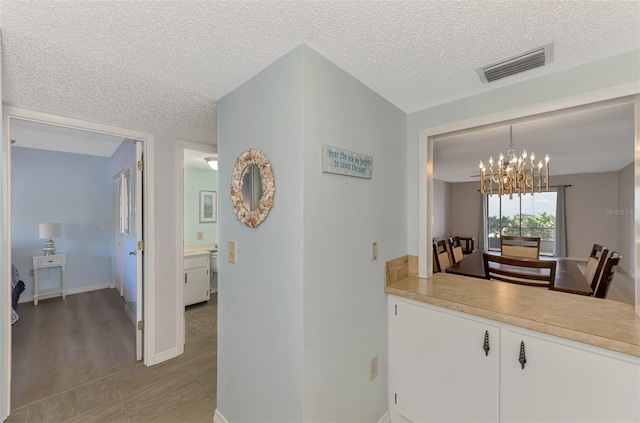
top-left (617, 162), bottom-right (635, 276)
top-left (449, 181), bottom-right (481, 241)
top-left (302, 45), bottom-right (406, 422)
top-left (407, 49), bottom-right (640, 256)
top-left (432, 179), bottom-right (452, 239)
top-left (217, 45), bottom-right (305, 423)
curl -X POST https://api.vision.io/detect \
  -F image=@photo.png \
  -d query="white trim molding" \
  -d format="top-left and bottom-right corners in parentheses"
top-left (213, 409), bottom-right (229, 423)
top-left (1, 106), bottom-right (157, 416)
top-left (377, 410), bottom-right (391, 423)
top-left (419, 83), bottom-right (640, 279)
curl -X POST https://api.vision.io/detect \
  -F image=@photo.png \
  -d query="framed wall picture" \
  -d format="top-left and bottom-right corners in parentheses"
top-left (200, 190), bottom-right (217, 223)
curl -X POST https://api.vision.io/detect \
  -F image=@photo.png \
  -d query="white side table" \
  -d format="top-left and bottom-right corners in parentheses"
top-left (32, 253), bottom-right (67, 305)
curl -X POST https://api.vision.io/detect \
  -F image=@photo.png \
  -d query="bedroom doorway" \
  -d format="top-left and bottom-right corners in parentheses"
top-left (1, 106), bottom-right (156, 416)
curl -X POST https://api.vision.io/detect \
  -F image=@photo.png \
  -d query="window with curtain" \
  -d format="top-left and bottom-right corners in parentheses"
top-left (487, 191), bottom-right (557, 255)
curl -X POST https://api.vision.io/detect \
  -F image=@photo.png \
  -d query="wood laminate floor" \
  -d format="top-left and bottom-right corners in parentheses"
top-left (7, 289), bottom-right (217, 423)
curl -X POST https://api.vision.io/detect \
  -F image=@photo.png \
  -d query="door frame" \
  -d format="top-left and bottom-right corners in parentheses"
top-left (1, 105), bottom-right (157, 415)
top-left (175, 140), bottom-right (216, 350)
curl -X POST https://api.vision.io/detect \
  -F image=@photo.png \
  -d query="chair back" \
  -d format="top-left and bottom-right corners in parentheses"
top-left (483, 253), bottom-right (556, 288)
top-left (448, 237), bottom-right (465, 264)
top-left (584, 244), bottom-right (608, 291)
top-left (500, 236), bottom-right (540, 259)
top-left (433, 240), bottom-right (451, 272)
top-left (593, 252), bottom-right (621, 299)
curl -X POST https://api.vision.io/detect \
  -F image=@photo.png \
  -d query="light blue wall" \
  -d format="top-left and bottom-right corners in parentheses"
top-left (217, 45), bottom-right (304, 423)
top-left (184, 167), bottom-right (217, 244)
top-left (406, 49), bottom-right (640, 254)
top-left (301, 45), bottom-right (406, 421)
top-left (11, 147), bottom-right (112, 299)
top-left (218, 43), bottom-right (407, 422)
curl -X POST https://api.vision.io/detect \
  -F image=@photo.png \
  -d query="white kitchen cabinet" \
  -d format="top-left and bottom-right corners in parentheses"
top-left (390, 299), bottom-right (500, 422)
top-left (184, 254), bottom-right (210, 306)
top-left (501, 329), bottom-right (640, 423)
top-left (389, 296), bottom-right (640, 423)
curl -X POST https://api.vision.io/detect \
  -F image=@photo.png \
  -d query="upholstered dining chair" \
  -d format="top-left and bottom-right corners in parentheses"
top-left (448, 237), bottom-right (465, 264)
top-left (483, 253), bottom-right (556, 288)
top-left (593, 252), bottom-right (621, 299)
top-left (433, 240), bottom-right (451, 272)
top-left (584, 244), bottom-right (609, 291)
top-left (500, 236), bottom-right (540, 259)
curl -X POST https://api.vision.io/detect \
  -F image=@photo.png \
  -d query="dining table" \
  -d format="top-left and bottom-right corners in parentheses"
top-left (445, 250), bottom-right (593, 296)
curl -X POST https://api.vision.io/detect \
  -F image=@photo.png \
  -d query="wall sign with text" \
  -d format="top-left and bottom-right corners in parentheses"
top-left (322, 145), bottom-right (373, 179)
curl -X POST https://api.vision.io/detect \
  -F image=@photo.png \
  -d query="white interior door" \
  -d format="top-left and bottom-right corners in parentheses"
top-left (113, 176), bottom-right (124, 296)
top-left (134, 141), bottom-right (143, 361)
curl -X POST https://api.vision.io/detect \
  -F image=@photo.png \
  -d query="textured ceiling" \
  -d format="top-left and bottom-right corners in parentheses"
top-left (1, 1), bottom-right (639, 144)
top-left (433, 100), bottom-right (635, 183)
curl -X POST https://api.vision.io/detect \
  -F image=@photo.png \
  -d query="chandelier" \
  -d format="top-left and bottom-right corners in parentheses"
top-left (479, 126), bottom-right (549, 198)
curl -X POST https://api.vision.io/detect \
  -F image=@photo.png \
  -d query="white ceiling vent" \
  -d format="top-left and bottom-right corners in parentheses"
top-left (476, 42), bottom-right (554, 83)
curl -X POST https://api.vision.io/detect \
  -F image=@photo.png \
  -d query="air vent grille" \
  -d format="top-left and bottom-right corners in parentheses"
top-left (477, 42), bottom-right (554, 83)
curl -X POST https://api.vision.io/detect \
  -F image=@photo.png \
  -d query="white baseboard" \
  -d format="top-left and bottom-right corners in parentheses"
top-left (210, 288), bottom-right (218, 294)
top-left (377, 410), bottom-right (390, 423)
top-left (124, 302), bottom-right (135, 325)
top-left (153, 346), bottom-right (180, 365)
top-left (17, 282), bottom-right (112, 304)
top-left (213, 409), bottom-right (228, 423)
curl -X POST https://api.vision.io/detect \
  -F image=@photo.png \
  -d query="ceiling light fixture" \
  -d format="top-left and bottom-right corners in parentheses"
top-left (204, 157), bottom-right (218, 170)
top-left (479, 126), bottom-right (549, 198)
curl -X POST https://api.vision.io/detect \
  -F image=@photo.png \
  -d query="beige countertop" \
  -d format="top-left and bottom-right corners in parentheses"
top-left (386, 272), bottom-right (640, 357)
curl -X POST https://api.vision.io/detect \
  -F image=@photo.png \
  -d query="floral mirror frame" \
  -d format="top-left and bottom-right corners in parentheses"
top-left (230, 148), bottom-right (275, 227)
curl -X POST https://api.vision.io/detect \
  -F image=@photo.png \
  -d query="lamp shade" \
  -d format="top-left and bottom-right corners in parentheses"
top-left (39, 222), bottom-right (61, 239)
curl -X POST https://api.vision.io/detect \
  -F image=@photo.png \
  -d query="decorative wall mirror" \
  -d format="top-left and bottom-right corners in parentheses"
top-left (230, 148), bottom-right (275, 227)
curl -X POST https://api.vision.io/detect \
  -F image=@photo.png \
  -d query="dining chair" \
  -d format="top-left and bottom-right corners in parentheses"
top-left (433, 240), bottom-right (451, 272)
top-left (584, 244), bottom-right (609, 291)
top-left (483, 253), bottom-right (556, 288)
top-left (500, 235), bottom-right (540, 259)
top-left (448, 237), bottom-right (465, 264)
top-left (593, 252), bottom-right (621, 299)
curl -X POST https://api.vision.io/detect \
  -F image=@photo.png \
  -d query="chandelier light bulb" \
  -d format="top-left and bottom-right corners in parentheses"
top-left (479, 125), bottom-right (550, 197)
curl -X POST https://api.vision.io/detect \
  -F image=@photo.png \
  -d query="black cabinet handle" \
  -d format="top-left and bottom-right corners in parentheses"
top-left (519, 341), bottom-right (527, 369)
top-left (483, 330), bottom-right (490, 356)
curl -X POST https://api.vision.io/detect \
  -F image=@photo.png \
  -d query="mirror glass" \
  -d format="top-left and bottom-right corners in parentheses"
top-left (241, 164), bottom-right (263, 210)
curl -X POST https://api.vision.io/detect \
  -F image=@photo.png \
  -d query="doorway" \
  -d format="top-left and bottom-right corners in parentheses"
top-left (1, 106), bottom-right (156, 416)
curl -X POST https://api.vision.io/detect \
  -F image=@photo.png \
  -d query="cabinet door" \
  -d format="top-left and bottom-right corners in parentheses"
top-left (390, 299), bottom-right (500, 423)
top-left (184, 267), bottom-right (208, 306)
top-left (502, 329), bottom-right (640, 423)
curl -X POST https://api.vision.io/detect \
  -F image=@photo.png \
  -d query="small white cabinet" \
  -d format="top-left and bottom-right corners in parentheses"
top-left (184, 254), bottom-right (210, 306)
top-left (390, 300), bottom-right (500, 422)
top-left (502, 329), bottom-right (640, 423)
top-left (389, 296), bottom-right (640, 423)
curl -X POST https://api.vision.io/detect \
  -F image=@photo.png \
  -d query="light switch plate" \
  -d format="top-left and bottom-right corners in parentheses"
top-left (197, 232), bottom-right (203, 240)
top-left (372, 242), bottom-right (378, 261)
top-left (228, 241), bottom-right (236, 264)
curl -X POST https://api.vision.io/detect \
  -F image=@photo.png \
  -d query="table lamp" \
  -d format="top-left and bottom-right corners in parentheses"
top-left (39, 222), bottom-right (61, 255)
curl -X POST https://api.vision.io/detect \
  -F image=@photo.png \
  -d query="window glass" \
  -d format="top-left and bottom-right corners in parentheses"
top-left (486, 192), bottom-right (557, 255)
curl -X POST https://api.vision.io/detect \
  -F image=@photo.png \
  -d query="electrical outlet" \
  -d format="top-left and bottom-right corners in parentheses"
top-left (29, 269), bottom-right (34, 277)
top-left (371, 242), bottom-right (378, 261)
top-left (228, 241), bottom-right (236, 264)
top-left (197, 232), bottom-right (204, 240)
top-left (369, 355), bottom-right (378, 381)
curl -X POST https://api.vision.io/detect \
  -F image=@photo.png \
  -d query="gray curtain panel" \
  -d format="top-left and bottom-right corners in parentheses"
top-left (478, 193), bottom-right (488, 251)
top-left (554, 185), bottom-right (568, 257)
